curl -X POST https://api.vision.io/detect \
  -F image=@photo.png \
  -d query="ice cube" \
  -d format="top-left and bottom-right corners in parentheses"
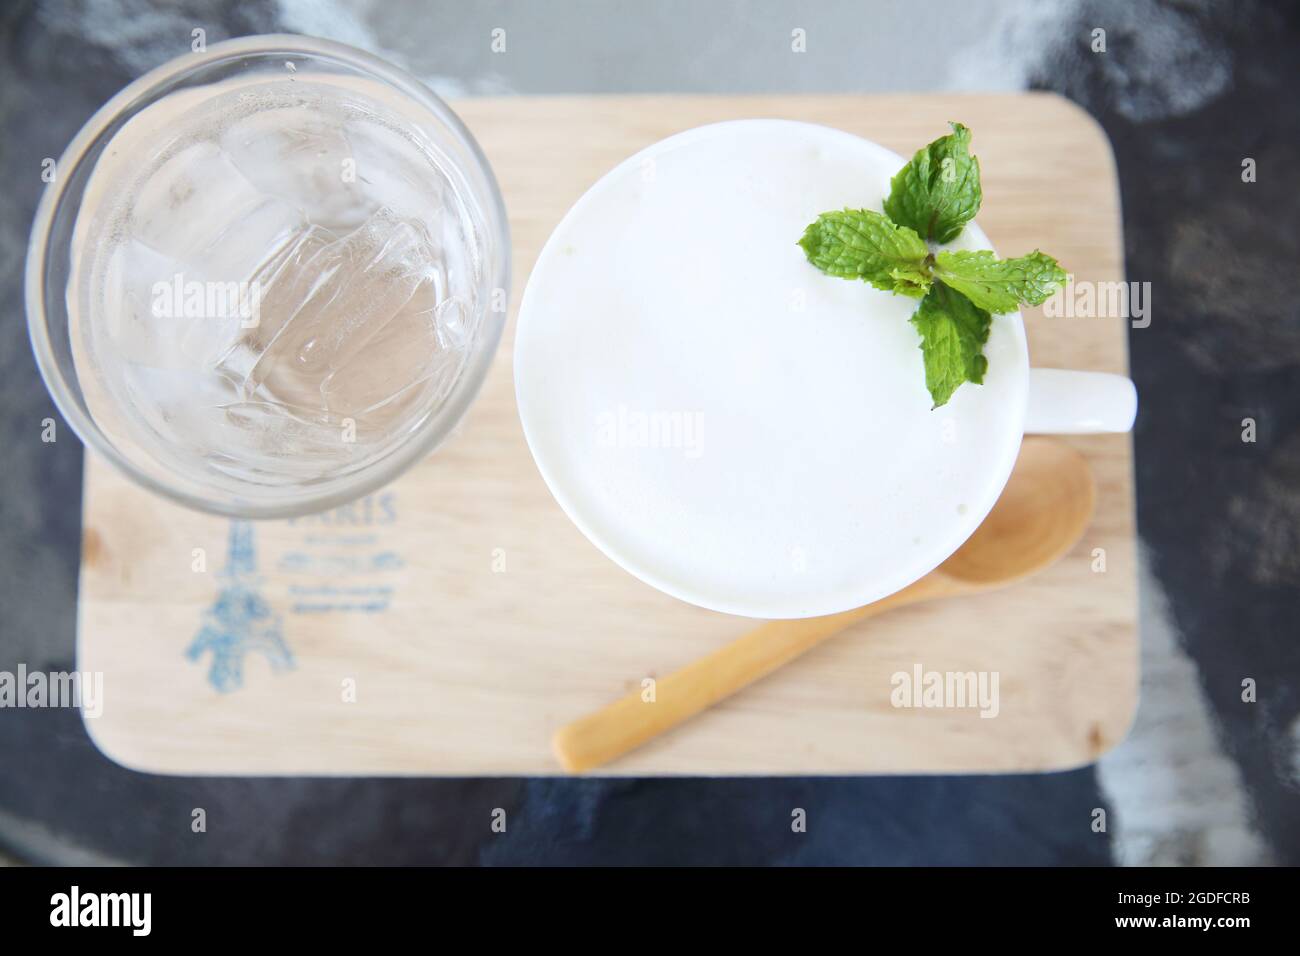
top-left (129, 140), bottom-right (302, 272)
top-left (321, 283), bottom-right (463, 422)
top-left (98, 238), bottom-right (253, 371)
top-left (214, 208), bottom-right (441, 422)
top-left (211, 224), bottom-right (338, 392)
top-left (221, 103), bottom-right (370, 229)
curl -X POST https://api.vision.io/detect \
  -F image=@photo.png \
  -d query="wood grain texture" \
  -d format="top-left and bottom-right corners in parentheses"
top-left (77, 93), bottom-right (1137, 775)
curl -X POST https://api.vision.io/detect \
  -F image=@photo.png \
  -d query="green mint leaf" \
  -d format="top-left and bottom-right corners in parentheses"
top-left (932, 249), bottom-right (1068, 313)
top-left (798, 208), bottom-right (932, 298)
top-left (883, 122), bottom-right (982, 244)
top-left (909, 282), bottom-right (992, 408)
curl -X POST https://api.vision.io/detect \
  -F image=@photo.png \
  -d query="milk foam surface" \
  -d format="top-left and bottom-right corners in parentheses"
top-left (515, 121), bottom-right (1028, 617)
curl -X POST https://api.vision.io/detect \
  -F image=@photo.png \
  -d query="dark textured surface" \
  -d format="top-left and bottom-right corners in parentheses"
top-left (1095, 2), bottom-right (1300, 861)
top-left (0, 0), bottom-right (1296, 865)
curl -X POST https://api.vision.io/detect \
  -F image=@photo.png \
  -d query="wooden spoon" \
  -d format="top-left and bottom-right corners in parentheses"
top-left (552, 437), bottom-right (1096, 773)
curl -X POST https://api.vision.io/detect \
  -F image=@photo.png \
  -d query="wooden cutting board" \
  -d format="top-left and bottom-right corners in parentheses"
top-left (77, 94), bottom-right (1137, 775)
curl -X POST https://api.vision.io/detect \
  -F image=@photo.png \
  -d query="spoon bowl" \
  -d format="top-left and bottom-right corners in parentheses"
top-left (936, 438), bottom-right (1095, 588)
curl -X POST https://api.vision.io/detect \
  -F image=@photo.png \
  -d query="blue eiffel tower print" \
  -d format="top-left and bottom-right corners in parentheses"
top-left (186, 520), bottom-right (294, 692)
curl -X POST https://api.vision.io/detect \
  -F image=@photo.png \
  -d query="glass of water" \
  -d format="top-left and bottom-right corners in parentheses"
top-left (27, 35), bottom-right (510, 518)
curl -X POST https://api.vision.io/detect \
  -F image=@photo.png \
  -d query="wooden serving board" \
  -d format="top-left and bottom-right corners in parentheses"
top-left (77, 94), bottom-right (1136, 775)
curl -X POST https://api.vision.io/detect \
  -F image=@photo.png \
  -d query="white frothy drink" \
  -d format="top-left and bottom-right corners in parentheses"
top-left (515, 121), bottom-right (1028, 618)
top-left (69, 71), bottom-right (487, 491)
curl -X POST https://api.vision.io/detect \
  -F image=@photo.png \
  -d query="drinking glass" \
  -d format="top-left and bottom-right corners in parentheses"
top-left (27, 35), bottom-right (510, 518)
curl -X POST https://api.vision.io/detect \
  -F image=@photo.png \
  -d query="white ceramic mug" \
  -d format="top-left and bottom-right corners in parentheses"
top-left (515, 120), bottom-right (1135, 618)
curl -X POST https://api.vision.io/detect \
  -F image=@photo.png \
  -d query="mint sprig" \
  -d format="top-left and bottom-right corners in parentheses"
top-left (798, 123), bottom-right (1065, 408)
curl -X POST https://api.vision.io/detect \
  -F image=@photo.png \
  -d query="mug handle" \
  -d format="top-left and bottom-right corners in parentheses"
top-left (1025, 368), bottom-right (1137, 435)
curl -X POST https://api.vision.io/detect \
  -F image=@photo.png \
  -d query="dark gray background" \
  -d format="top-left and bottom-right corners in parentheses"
top-left (0, 0), bottom-right (1296, 865)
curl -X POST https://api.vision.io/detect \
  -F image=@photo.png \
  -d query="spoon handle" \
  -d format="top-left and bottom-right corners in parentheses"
top-left (552, 580), bottom-right (940, 773)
